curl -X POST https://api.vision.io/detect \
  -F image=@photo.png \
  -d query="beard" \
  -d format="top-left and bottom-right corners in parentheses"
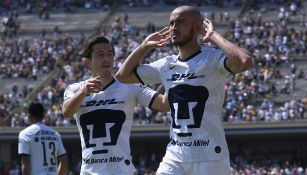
top-left (171, 28), bottom-right (194, 46)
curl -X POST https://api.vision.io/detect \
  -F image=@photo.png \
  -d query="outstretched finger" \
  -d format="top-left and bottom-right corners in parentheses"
top-left (85, 81), bottom-right (96, 88)
top-left (160, 31), bottom-right (170, 39)
top-left (204, 19), bottom-right (212, 24)
top-left (203, 19), bottom-right (213, 31)
top-left (88, 79), bottom-right (101, 85)
top-left (159, 27), bottom-right (169, 36)
top-left (201, 23), bottom-right (209, 36)
top-left (88, 86), bottom-right (101, 93)
top-left (92, 76), bottom-right (101, 79)
top-left (203, 21), bottom-right (210, 28)
top-left (157, 42), bottom-right (168, 47)
top-left (204, 19), bottom-right (213, 27)
top-left (161, 35), bottom-right (170, 43)
top-left (158, 35), bottom-right (170, 46)
top-left (159, 26), bottom-right (169, 33)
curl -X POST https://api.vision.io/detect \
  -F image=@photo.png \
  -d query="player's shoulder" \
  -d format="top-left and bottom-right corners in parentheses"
top-left (19, 124), bottom-right (40, 139)
top-left (200, 46), bottom-right (225, 62)
top-left (163, 55), bottom-right (178, 62)
top-left (201, 46), bottom-right (224, 55)
top-left (164, 54), bottom-right (177, 59)
top-left (151, 55), bottom-right (178, 70)
top-left (66, 81), bottom-right (84, 90)
top-left (64, 81), bottom-right (85, 98)
top-left (116, 79), bottom-right (144, 90)
top-left (40, 123), bottom-right (62, 137)
top-left (41, 123), bottom-right (58, 132)
top-left (117, 79), bottom-right (153, 94)
top-left (151, 54), bottom-right (177, 64)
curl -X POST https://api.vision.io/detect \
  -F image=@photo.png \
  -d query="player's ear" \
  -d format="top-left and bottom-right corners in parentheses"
top-left (195, 20), bottom-right (202, 34)
top-left (83, 57), bottom-right (91, 65)
top-left (83, 57), bottom-right (92, 71)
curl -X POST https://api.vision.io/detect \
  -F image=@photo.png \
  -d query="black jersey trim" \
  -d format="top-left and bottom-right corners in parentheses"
top-left (57, 153), bottom-right (68, 158)
top-left (178, 50), bottom-right (202, 62)
top-left (102, 78), bottom-right (116, 91)
top-left (133, 68), bottom-right (145, 85)
top-left (19, 153), bottom-right (30, 157)
top-left (223, 57), bottom-right (234, 74)
top-left (149, 93), bottom-right (159, 110)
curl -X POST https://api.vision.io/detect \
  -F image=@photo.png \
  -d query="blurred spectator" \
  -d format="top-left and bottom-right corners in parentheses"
top-left (0, 0), bottom-right (306, 127)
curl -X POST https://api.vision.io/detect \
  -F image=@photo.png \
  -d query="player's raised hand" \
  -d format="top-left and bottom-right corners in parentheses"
top-left (201, 19), bottom-right (214, 43)
top-left (81, 76), bottom-right (102, 95)
top-left (143, 27), bottom-right (170, 48)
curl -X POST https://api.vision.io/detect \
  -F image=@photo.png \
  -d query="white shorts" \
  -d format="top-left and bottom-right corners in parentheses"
top-left (156, 157), bottom-right (231, 175)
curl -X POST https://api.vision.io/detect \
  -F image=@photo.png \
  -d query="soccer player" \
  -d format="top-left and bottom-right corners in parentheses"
top-left (62, 36), bottom-right (169, 175)
top-left (116, 5), bottom-right (253, 175)
top-left (18, 102), bottom-right (68, 175)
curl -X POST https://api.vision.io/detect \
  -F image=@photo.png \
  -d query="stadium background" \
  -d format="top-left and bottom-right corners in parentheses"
top-left (0, 0), bottom-right (306, 174)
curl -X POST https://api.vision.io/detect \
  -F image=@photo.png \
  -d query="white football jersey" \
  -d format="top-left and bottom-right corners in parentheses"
top-left (64, 78), bottom-right (157, 175)
top-left (18, 123), bottom-right (67, 175)
top-left (136, 46), bottom-right (231, 162)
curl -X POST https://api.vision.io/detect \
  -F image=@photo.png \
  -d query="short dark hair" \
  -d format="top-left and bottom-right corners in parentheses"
top-left (27, 102), bottom-right (44, 120)
top-left (83, 36), bottom-right (115, 59)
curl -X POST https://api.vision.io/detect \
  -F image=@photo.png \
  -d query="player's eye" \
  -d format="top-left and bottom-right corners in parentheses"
top-left (97, 53), bottom-right (105, 57)
top-left (178, 20), bottom-right (184, 24)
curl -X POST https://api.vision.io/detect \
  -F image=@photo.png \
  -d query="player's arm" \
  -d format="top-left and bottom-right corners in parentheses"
top-left (62, 76), bottom-right (102, 117)
top-left (57, 154), bottom-right (68, 175)
top-left (62, 87), bottom-right (87, 118)
top-left (151, 92), bottom-right (170, 112)
top-left (116, 27), bottom-right (170, 83)
top-left (202, 19), bottom-right (253, 73)
top-left (21, 155), bottom-right (31, 175)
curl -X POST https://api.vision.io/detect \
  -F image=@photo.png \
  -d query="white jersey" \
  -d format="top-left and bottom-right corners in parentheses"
top-left (64, 78), bottom-right (157, 175)
top-left (136, 46), bottom-right (230, 162)
top-left (18, 123), bottom-right (67, 175)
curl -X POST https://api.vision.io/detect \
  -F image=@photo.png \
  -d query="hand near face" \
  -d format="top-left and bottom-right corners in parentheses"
top-left (201, 19), bottom-right (214, 43)
top-left (143, 27), bottom-right (170, 48)
top-left (81, 76), bottom-right (102, 95)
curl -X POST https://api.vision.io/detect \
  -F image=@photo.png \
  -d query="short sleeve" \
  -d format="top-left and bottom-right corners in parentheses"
top-left (135, 59), bottom-right (164, 85)
top-left (135, 85), bottom-right (158, 109)
top-left (217, 53), bottom-right (231, 76)
top-left (18, 132), bottom-right (30, 156)
top-left (205, 47), bottom-right (230, 76)
top-left (63, 83), bottom-right (81, 101)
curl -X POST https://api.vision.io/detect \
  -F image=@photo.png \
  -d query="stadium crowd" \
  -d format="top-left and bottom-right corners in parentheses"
top-left (0, 0), bottom-right (306, 175)
top-left (0, 33), bottom-right (85, 127)
top-left (0, 0), bottom-right (113, 14)
top-left (223, 0), bottom-right (307, 123)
